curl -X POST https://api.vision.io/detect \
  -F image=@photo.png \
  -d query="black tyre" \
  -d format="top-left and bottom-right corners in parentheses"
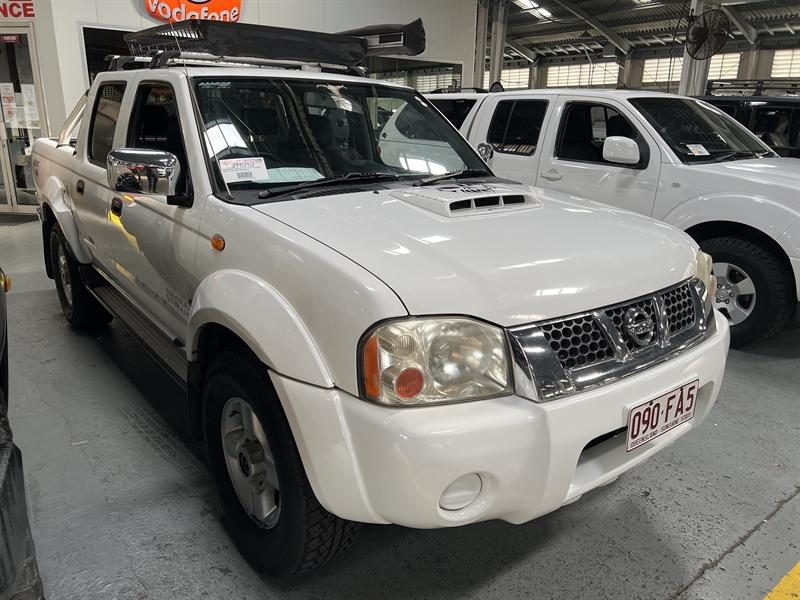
top-left (700, 236), bottom-right (795, 347)
top-left (202, 347), bottom-right (360, 576)
top-left (49, 225), bottom-right (111, 330)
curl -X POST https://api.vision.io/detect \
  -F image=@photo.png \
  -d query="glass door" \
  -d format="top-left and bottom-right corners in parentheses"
top-left (0, 25), bottom-right (48, 214)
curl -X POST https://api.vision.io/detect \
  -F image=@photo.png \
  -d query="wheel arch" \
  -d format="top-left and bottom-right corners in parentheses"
top-left (39, 175), bottom-right (93, 275)
top-left (188, 270), bottom-right (334, 389)
top-left (686, 220), bottom-right (797, 303)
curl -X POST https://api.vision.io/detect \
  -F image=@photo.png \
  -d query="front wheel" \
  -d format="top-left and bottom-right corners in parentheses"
top-left (700, 236), bottom-right (795, 347)
top-left (202, 348), bottom-right (360, 576)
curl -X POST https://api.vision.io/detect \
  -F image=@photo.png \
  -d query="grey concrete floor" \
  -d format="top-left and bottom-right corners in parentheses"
top-left (1, 217), bottom-right (798, 600)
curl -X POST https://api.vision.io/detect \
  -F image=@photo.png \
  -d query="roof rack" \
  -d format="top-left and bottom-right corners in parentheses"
top-left (706, 78), bottom-right (800, 97)
top-left (117, 18), bottom-right (425, 74)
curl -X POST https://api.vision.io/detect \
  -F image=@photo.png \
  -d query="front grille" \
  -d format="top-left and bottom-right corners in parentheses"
top-left (663, 282), bottom-right (697, 335)
top-left (541, 315), bottom-right (613, 370)
top-left (508, 279), bottom-right (711, 402)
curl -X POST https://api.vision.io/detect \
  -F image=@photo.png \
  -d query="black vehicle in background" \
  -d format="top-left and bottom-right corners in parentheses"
top-left (0, 268), bottom-right (43, 600)
top-left (700, 79), bottom-right (800, 158)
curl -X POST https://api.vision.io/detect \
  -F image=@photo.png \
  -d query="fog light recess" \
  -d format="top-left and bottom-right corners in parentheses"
top-left (439, 473), bottom-right (482, 511)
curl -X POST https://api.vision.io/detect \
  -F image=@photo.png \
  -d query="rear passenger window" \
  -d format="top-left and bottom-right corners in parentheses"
top-left (89, 83), bottom-right (126, 165)
top-left (487, 99), bottom-right (547, 155)
top-left (430, 98), bottom-right (477, 129)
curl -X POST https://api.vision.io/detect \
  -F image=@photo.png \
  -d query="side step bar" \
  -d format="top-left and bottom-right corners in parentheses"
top-left (83, 270), bottom-right (188, 387)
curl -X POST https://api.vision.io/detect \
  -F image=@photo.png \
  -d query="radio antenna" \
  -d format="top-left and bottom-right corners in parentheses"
top-left (167, 19), bottom-right (233, 200)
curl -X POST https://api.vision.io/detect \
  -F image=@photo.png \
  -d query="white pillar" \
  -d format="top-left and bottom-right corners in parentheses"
top-left (473, 0), bottom-right (489, 88)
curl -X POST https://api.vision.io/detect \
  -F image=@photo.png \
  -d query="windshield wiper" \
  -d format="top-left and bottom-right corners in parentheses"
top-left (257, 172), bottom-right (401, 199)
top-left (413, 169), bottom-right (492, 187)
top-left (704, 150), bottom-right (759, 163)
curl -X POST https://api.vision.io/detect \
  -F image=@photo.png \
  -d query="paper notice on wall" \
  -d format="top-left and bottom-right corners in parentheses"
top-left (0, 83), bottom-right (18, 128)
top-left (21, 84), bottom-right (39, 127)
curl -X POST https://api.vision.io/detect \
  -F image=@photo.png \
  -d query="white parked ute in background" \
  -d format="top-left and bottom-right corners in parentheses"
top-left (429, 89), bottom-right (800, 346)
top-left (33, 20), bottom-right (729, 576)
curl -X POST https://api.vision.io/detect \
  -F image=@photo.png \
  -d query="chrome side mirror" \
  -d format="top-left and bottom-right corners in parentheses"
top-left (107, 149), bottom-right (181, 196)
top-left (602, 136), bottom-right (640, 165)
top-left (477, 142), bottom-right (494, 162)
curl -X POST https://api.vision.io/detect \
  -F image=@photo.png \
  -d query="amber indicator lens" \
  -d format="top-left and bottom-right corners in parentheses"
top-left (363, 336), bottom-right (381, 399)
top-left (211, 235), bottom-right (226, 251)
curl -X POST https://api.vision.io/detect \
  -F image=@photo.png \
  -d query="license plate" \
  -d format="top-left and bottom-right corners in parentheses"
top-left (626, 380), bottom-right (699, 452)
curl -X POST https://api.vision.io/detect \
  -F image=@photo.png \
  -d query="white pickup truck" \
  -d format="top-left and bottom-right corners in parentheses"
top-left (33, 20), bottom-right (728, 576)
top-left (429, 90), bottom-right (800, 346)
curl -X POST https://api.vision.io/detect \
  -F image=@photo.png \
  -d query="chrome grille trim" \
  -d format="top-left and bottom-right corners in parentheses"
top-left (507, 279), bottom-right (714, 402)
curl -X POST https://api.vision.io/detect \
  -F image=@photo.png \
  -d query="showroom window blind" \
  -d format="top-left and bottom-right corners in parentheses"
top-left (772, 48), bottom-right (800, 78)
top-left (369, 73), bottom-right (407, 86)
top-left (483, 68), bottom-right (532, 89)
top-left (415, 72), bottom-right (461, 93)
top-left (642, 57), bottom-right (683, 83)
top-left (545, 62), bottom-right (619, 87)
top-left (707, 53), bottom-right (741, 80)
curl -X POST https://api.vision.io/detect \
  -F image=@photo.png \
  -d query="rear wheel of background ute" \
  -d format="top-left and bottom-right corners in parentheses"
top-left (202, 347), bottom-right (360, 576)
top-left (700, 236), bottom-right (794, 347)
top-left (48, 225), bottom-right (111, 330)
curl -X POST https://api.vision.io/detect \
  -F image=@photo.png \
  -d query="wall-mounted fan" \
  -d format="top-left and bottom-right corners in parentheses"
top-left (686, 9), bottom-right (731, 60)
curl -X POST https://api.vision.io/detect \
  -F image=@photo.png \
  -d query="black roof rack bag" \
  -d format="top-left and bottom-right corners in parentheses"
top-left (124, 18), bottom-right (425, 69)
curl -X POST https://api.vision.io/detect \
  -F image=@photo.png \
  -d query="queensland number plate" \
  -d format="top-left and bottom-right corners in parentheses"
top-left (626, 380), bottom-right (699, 452)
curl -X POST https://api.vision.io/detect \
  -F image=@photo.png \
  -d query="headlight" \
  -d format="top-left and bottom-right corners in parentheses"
top-left (360, 317), bottom-right (512, 406)
top-left (694, 250), bottom-right (717, 315)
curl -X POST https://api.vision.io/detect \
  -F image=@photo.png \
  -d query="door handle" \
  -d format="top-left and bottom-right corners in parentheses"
top-left (540, 170), bottom-right (563, 182)
top-left (76, 179), bottom-right (85, 195)
top-left (111, 197), bottom-right (123, 216)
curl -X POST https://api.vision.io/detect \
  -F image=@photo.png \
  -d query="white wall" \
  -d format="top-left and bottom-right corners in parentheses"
top-left (25, 0), bottom-right (477, 129)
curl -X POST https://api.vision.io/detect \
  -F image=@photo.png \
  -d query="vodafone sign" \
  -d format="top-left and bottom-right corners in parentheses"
top-left (146, 0), bottom-right (241, 23)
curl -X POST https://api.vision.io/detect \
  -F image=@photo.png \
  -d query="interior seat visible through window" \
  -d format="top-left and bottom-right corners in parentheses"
top-left (559, 105), bottom-right (601, 162)
top-left (128, 83), bottom-right (188, 193)
top-left (557, 102), bottom-right (642, 166)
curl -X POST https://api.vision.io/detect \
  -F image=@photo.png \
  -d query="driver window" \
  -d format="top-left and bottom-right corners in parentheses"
top-left (557, 102), bottom-right (640, 165)
top-left (127, 83), bottom-right (188, 191)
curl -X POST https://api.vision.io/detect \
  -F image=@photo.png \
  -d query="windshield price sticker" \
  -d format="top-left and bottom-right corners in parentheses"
top-left (686, 144), bottom-right (710, 156)
top-left (219, 158), bottom-right (269, 183)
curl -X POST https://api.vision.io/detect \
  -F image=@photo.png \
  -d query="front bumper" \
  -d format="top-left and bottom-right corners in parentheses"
top-left (273, 312), bottom-right (730, 529)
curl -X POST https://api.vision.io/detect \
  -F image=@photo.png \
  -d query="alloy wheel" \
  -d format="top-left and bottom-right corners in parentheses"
top-left (56, 241), bottom-right (72, 308)
top-left (220, 397), bottom-right (281, 528)
top-left (712, 261), bottom-right (756, 325)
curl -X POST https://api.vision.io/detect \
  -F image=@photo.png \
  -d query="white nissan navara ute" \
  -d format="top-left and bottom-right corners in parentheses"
top-left (33, 20), bottom-right (729, 576)
top-left (429, 89), bottom-right (800, 347)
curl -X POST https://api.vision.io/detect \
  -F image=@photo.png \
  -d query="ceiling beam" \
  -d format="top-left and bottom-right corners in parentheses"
top-left (506, 41), bottom-right (538, 63)
top-left (547, 0), bottom-right (634, 53)
top-left (721, 5), bottom-right (758, 45)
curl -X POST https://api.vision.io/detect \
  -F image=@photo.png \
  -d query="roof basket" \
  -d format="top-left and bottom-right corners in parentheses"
top-left (123, 18), bottom-right (425, 71)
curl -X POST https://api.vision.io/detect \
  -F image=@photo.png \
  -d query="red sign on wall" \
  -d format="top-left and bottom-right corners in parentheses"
top-left (0, 1), bottom-right (35, 18)
top-left (145, 0), bottom-right (241, 23)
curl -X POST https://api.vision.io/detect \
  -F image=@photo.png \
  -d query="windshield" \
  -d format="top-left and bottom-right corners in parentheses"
top-left (193, 77), bottom-right (486, 196)
top-left (629, 97), bottom-right (773, 163)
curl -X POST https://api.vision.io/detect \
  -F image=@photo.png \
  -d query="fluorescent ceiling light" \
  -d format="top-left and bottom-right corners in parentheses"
top-left (537, 7), bottom-right (552, 18)
top-left (513, 0), bottom-right (540, 9)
